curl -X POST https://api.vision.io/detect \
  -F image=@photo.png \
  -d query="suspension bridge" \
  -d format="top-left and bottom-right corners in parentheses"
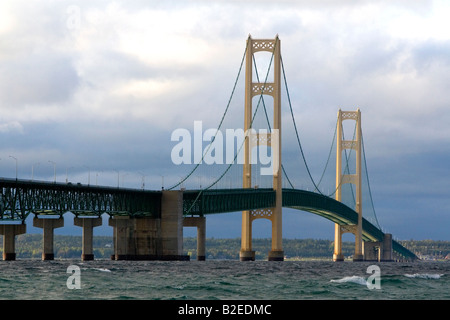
top-left (0, 36), bottom-right (417, 262)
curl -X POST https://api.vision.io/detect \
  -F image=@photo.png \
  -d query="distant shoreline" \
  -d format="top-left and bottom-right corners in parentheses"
top-left (1, 234), bottom-right (448, 260)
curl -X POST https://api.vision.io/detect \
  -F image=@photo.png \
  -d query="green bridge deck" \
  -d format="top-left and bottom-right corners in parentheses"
top-left (0, 179), bottom-right (417, 260)
top-left (183, 188), bottom-right (417, 260)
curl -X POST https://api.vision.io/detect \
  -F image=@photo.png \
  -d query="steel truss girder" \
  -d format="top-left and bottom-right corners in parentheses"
top-left (0, 179), bottom-right (161, 221)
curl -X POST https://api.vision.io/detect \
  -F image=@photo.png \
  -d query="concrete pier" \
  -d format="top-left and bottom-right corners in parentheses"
top-left (160, 190), bottom-right (185, 260)
top-left (364, 233), bottom-right (393, 262)
top-left (133, 216), bottom-right (162, 258)
top-left (268, 250), bottom-right (284, 261)
top-left (108, 190), bottom-right (188, 261)
top-left (109, 216), bottom-right (133, 260)
top-left (108, 216), bottom-right (162, 260)
top-left (333, 225), bottom-right (345, 261)
top-left (33, 217), bottom-right (64, 260)
top-left (74, 217), bottom-right (102, 261)
top-left (239, 250), bottom-right (256, 261)
top-left (184, 217), bottom-right (206, 260)
top-left (0, 224), bottom-right (26, 260)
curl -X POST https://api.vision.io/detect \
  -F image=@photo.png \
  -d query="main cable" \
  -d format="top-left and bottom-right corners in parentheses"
top-left (168, 40), bottom-right (249, 190)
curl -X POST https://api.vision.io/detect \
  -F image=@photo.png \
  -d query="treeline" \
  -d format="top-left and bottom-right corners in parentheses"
top-left (184, 238), bottom-right (356, 260)
top-left (191, 238), bottom-right (450, 260)
top-left (397, 239), bottom-right (450, 260)
top-left (0, 235), bottom-right (448, 260)
top-left (0, 234), bottom-right (114, 259)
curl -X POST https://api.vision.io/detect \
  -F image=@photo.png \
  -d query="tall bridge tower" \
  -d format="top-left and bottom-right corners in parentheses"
top-left (240, 35), bottom-right (284, 261)
top-left (333, 109), bottom-right (364, 261)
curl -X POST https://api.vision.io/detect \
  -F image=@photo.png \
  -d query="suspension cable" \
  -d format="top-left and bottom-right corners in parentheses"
top-left (280, 55), bottom-right (323, 194)
top-left (281, 55), bottom-right (358, 197)
top-left (168, 40), bottom-right (249, 190)
top-left (329, 120), bottom-right (357, 198)
top-left (184, 41), bottom-right (277, 214)
top-left (362, 130), bottom-right (382, 229)
top-left (316, 118), bottom-right (337, 189)
top-left (252, 55), bottom-right (295, 189)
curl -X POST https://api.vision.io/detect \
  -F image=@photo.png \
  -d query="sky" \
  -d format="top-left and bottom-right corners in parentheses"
top-left (0, 0), bottom-right (449, 241)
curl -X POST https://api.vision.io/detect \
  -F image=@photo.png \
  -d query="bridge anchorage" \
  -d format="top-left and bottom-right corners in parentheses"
top-left (0, 36), bottom-right (417, 262)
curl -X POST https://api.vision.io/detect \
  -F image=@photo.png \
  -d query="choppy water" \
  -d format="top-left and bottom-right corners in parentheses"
top-left (0, 259), bottom-right (448, 300)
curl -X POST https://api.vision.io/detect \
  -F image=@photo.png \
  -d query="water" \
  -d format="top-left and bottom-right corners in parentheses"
top-left (0, 260), bottom-right (448, 301)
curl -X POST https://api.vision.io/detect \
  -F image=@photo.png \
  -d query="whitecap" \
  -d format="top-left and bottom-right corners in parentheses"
top-left (330, 276), bottom-right (367, 286)
top-left (172, 285), bottom-right (185, 290)
top-left (93, 268), bottom-right (112, 273)
top-left (404, 273), bottom-right (443, 279)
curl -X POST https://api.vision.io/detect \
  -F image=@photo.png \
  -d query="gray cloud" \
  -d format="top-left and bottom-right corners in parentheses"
top-left (1, 0), bottom-right (449, 239)
top-left (0, 52), bottom-right (79, 107)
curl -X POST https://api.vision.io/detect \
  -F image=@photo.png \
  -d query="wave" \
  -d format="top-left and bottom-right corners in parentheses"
top-left (93, 268), bottom-right (112, 273)
top-left (330, 276), bottom-right (367, 286)
top-left (404, 273), bottom-right (443, 279)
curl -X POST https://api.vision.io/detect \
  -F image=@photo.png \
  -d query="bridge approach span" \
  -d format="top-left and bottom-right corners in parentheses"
top-left (0, 178), bottom-right (161, 220)
top-left (0, 179), bottom-right (416, 260)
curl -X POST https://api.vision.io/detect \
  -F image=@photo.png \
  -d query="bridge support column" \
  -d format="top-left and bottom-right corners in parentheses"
top-left (240, 36), bottom-right (283, 261)
top-left (333, 225), bottom-right (345, 261)
top-left (240, 208), bottom-right (284, 261)
top-left (74, 217), bottom-right (102, 261)
top-left (268, 206), bottom-right (284, 261)
top-left (240, 250), bottom-right (255, 261)
top-left (364, 233), bottom-right (393, 262)
top-left (109, 216), bottom-right (162, 260)
top-left (382, 233), bottom-right (393, 261)
top-left (108, 191), bottom-right (186, 261)
top-left (0, 224), bottom-right (26, 260)
top-left (335, 109), bottom-right (364, 262)
top-left (184, 217), bottom-right (206, 261)
top-left (33, 217), bottom-right (64, 260)
top-left (109, 216), bottom-right (133, 260)
top-left (133, 216), bottom-right (162, 258)
top-left (161, 190), bottom-right (185, 260)
top-left (240, 211), bottom-right (255, 261)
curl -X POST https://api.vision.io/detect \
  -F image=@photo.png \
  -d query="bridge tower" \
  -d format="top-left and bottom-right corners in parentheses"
top-left (240, 35), bottom-right (284, 261)
top-left (333, 109), bottom-right (364, 261)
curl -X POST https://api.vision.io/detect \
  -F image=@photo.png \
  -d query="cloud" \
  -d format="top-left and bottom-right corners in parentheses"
top-left (0, 52), bottom-right (79, 108)
top-left (0, 0), bottom-right (449, 239)
top-left (0, 121), bottom-right (23, 133)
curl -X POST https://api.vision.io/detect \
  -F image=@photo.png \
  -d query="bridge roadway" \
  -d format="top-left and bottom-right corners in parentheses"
top-left (0, 178), bottom-right (416, 260)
